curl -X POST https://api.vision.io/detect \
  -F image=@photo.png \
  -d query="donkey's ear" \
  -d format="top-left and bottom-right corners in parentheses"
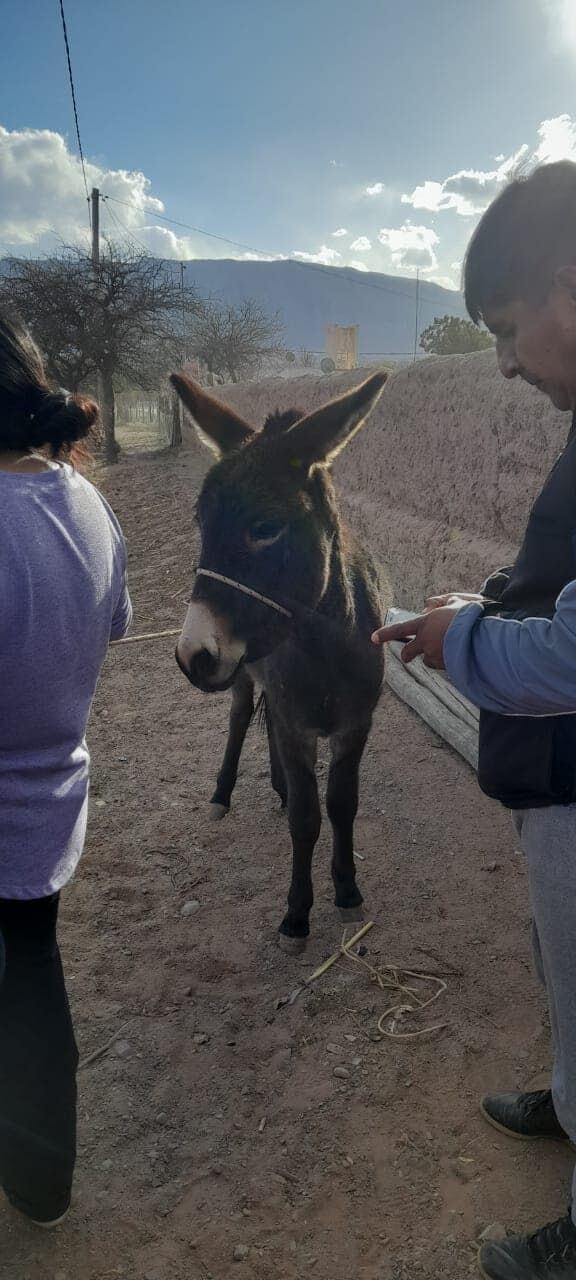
top-left (281, 372), bottom-right (388, 470)
top-left (170, 373), bottom-right (254, 457)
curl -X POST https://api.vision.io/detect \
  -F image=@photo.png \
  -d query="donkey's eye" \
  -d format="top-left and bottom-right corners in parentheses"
top-left (248, 520), bottom-right (286, 547)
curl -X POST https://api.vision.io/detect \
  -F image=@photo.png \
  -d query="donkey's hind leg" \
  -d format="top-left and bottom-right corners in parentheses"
top-left (210, 669), bottom-right (254, 819)
top-left (327, 723), bottom-right (371, 920)
top-left (256, 694), bottom-right (287, 809)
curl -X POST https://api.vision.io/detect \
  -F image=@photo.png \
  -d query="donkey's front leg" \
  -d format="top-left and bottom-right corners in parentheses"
top-left (327, 724), bottom-right (371, 921)
top-left (276, 729), bottom-right (320, 952)
top-left (265, 703), bottom-right (287, 809)
top-left (210, 669), bottom-right (254, 819)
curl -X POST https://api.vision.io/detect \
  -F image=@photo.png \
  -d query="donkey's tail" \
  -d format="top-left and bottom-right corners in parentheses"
top-left (255, 691), bottom-right (269, 734)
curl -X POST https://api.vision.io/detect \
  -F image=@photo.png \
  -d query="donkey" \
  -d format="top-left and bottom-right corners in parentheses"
top-left (172, 371), bottom-right (387, 951)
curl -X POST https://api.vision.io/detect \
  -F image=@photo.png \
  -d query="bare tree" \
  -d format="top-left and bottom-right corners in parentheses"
top-left (2, 255), bottom-right (96, 392)
top-left (3, 244), bottom-right (199, 461)
top-left (295, 347), bottom-right (317, 368)
top-left (189, 298), bottom-right (284, 383)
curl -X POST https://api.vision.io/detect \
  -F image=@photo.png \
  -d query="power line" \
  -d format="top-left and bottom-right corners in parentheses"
top-left (104, 194), bottom-right (290, 262)
top-left (102, 192), bottom-right (449, 311)
top-left (58, 0), bottom-right (91, 228)
top-left (103, 198), bottom-right (153, 257)
top-left (309, 349), bottom-right (423, 357)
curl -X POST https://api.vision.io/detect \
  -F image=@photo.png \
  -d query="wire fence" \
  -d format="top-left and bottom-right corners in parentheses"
top-left (115, 392), bottom-right (175, 451)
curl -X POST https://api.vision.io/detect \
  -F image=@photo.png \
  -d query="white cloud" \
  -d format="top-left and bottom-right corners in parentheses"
top-left (366, 182), bottom-right (385, 196)
top-left (378, 222), bottom-right (439, 272)
top-left (402, 148), bottom-right (529, 218)
top-left (332, 227), bottom-right (348, 237)
top-left (431, 274), bottom-right (459, 291)
top-left (535, 113), bottom-right (576, 162)
top-left (440, 168), bottom-right (503, 212)
top-left (350, 260), bottom-right (370, 272)
top-left (350, 235), bottom-right (371, 251)
top-left (401, 180), bottom-right (454, 214)
top-left (131, 223), bottom-right (196, 259)
top-left (239, 251), bottom-right (279, 262)
top-left (0, 124), bottom-right (216, 260)
top-left (292, 244), bottom-right (342, 266)
top-left (402, 116), bottom-right (576, 221)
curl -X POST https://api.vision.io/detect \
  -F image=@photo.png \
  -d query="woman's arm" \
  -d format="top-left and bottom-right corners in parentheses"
top-left (110, 579), bottom-right (133, 641)
top-left (110, 537), bottom-right (133, 642)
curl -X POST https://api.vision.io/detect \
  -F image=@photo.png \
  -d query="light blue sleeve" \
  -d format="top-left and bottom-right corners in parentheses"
top-left (443, 580), bottom-right (576, 716)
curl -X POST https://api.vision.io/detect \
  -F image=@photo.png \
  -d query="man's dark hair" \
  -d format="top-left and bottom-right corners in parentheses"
top-left (464, 160), bottom-right (576, 324)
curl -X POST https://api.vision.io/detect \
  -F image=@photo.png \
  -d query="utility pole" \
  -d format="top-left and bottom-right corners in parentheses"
top-left (170, 261), bottom-right (186, 448)
top-left (412, 268), bottom-right (420, 363)
top-left (180, 261), bottom-right (187, 361)
top-left (91, 187), bottom-right (100, 270)
top-left (90, 187), bottom-right (114, 456)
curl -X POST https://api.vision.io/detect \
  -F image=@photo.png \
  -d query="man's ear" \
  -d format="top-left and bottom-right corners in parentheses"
top-left (170, 373), bottom-right (254, 457)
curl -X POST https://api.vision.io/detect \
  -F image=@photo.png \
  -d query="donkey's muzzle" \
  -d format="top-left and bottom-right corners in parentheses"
top-left (176, 598), bottom-right (247, 693)
top-left (175, 644), bottom-right (243, 694)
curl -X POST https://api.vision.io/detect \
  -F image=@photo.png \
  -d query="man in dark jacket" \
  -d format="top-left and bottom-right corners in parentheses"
top-left (375, 161), bottom-right (576, 1279)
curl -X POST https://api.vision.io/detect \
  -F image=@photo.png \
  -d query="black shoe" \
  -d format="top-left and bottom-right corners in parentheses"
top-left (5, 1188), bottom-right (71, 1228)
top-left (479, 1213), bottom-right (576, 1278)
top-left (481, 1089), bottom-right (569, 1143)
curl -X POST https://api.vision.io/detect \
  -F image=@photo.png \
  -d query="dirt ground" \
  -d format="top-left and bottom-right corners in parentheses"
top-left (1, 440), bottom-right (571, 1280)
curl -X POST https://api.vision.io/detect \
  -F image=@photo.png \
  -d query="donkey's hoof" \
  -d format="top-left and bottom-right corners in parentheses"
top-left (338, 905), bottom-right (365, 924)
top-left (277, 933), bottom-right (308, 956)
top-left (209, 802), bottom-right (229, 822)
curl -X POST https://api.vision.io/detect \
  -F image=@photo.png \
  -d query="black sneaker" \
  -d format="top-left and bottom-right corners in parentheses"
top-left (479, 1213), bottom-right (576, 1278)
top-left (481, 1089), bottom-right (569, 1143)
top-left (5, 1188), bottom-right (71, 1228)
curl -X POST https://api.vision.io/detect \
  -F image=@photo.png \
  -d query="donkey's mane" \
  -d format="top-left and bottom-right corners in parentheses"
top-left (261, 408), bottom-right (303, 439)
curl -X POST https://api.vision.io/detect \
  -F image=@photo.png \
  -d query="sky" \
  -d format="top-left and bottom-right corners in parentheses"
top-left (1, 0), bottom-right (576, 289)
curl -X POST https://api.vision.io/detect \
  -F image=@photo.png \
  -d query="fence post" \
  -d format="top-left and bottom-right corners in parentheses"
top-left (169, 390), bottom-right (182, 448)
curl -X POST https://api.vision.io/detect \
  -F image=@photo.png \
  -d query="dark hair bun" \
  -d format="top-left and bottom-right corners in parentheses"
top-left (28, 388), bottom-right (99, 456)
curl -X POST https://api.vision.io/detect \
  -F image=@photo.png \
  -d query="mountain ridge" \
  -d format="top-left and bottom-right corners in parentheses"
top-left (0, 254), bottom-right (467, 357)
top-left (174, 258), bottom-right (466, 356)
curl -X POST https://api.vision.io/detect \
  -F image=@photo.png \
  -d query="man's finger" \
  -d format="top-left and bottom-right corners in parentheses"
top-left (401, 636), bottom-right (425, 664)
top-left (371, 616), bottom-right (425, 646)
top-left (422, 653), bottom-right (444, 670)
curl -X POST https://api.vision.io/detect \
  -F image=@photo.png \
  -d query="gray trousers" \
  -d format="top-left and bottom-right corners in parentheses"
top-left (514, 806), bottom-right (576, 1215)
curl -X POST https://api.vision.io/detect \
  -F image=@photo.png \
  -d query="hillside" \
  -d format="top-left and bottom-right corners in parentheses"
top-left (0, 254), bottom-right (466, 359)
top-left (175, 258), bottom-right (466, 357)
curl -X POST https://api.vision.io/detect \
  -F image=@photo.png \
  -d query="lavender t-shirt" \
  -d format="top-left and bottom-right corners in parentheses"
top-left (0, 463), bottom-right (132, 899)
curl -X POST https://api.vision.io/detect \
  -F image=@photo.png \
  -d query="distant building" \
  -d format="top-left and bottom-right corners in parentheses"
top-left (325, 324), bottom-right (359, 370)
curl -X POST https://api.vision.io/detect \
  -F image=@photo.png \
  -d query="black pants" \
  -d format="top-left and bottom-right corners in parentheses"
top-left (0, 894), bottom-right (78, 1221)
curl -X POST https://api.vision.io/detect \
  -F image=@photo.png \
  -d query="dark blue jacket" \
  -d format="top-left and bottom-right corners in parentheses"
top-left (447, 414), bottom-right (576, 808)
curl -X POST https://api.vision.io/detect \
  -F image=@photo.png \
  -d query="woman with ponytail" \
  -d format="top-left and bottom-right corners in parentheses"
top-left (0, 309), bottom-right (132, 1226)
